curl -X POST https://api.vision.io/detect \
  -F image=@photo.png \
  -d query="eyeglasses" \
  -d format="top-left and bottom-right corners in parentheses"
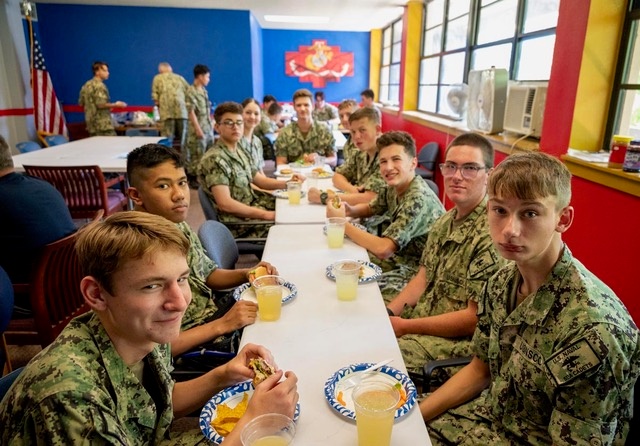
top-left (439, 162), bottom-right (488, 179)
top-left (220, 119), bottom-right (244, 128)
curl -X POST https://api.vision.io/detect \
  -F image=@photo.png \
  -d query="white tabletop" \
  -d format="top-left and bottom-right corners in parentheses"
top-left (275, 176), bottom-right (335, 225)
top-left (12, 136), bottom-right (163, 173)
top-left (239, 224), bottom-right (431, 445)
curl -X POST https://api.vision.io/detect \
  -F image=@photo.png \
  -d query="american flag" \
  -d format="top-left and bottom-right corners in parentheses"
top-left (27, 17), bottom-right (67, 136)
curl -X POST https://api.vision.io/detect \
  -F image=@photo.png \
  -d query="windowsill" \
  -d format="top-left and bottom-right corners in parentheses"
top-left (561, 150), bottom-right (640, 198)
top-left (396, 109), bottom-right (541, 154)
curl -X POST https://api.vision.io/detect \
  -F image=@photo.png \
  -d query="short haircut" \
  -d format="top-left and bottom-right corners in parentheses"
top-left (214, 101), bottom-right (243, 124)
top-left (360, 88), bottom-right (375, 100)
top-left (267, 102), bottom-right (283, 116)
top-left (92, 61), bottom-right (108, 74)
top-left (263, 95), bottom-right (277, 104)
top-left (0, 134), bottom-right (13, 170)
top-left (377, 131), bottom-right (416, 158)
top-left (292, 89), bottom-right (313, 102)
top-left (193, 64), bottom-right (210, 78)
top-left (446, 132), bottom-right (495, 168)
top-left (338, 99), bottom-right (358, 111)
top-left (241, 97), bottom-right (260, 109)
top-left (76, 210), bottom-right (190, 295)
top-left (348, 106), bottom-right (380, 126)
top-left (127, 144), bottom-right (184, 188)
top-left (314, 91), bottom-right (325, 100)
top-left (488, 152), bottom-right (572, 209)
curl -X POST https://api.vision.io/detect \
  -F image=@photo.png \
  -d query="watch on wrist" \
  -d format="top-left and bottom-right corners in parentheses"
top-left (320, 191), bottom-right (328, 205)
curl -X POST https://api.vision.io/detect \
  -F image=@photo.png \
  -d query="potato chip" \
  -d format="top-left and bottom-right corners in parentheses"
top-left (210, 392), bottom-right (249, 436)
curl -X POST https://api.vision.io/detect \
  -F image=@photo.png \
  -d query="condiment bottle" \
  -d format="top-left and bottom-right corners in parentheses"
top-left (622, 140), bottom-right (640, 173)
top-left (608, 135), bottom-right (633, 168)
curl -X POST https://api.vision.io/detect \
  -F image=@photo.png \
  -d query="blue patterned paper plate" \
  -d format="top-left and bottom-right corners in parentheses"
top-left (232, 280), bottom-right (297, 304)
top-left (323, 363), bottom-right (417, 421)
top-left (199, 380), bottom-right (301, 444)
top-left (272, 189), bottom-right (307, 199)
top-left (325, 260), bottom-right (382, 284)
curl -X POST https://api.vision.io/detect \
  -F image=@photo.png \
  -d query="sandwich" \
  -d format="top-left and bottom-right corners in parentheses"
top-left (248, 265), bottom-right (268, 283)
top-left (249, 357), bottom-right (275, 386)
top-left (280, 168), bottom-right (293, 175)
top-left (331, 195), bottom-right (341, 209)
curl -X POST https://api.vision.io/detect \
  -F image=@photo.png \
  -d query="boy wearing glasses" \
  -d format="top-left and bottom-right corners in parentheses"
top-left (326, 131), bottom-right (444, 303)
top-left (198, 102), bottom-right (304, 238)
top-left (422, 152), bottom-right (639, 445)
top-left (386, 133), bottom-right (505, 376)
top-left (275, 88), bottom-right (337, 167)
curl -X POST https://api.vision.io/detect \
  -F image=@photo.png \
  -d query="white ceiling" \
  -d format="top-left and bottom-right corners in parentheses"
top-left (34, 0), bottom-right (410, 31)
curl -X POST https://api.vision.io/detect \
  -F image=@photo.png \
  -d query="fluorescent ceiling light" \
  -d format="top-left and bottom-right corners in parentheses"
top-left (264, 15), bottom-right (330, 24)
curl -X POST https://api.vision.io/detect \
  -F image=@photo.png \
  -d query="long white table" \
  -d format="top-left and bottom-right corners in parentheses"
top-left (12, 136), bottom-right (163, 172)
top-left (239, 224), bottom-right (431, 445)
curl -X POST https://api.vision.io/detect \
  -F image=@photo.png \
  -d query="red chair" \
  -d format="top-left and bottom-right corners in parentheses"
top-left (23, 165), bottom-right (127, 219)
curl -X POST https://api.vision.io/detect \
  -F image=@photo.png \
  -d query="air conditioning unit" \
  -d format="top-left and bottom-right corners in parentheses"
top-left (467, 68), bottom-right (508, 134)
top-left (503, 83), bottom-right (548, 138)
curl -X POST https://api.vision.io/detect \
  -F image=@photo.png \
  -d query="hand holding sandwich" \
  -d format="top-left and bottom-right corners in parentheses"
top-left (325, 195), bottom-right (348, 218)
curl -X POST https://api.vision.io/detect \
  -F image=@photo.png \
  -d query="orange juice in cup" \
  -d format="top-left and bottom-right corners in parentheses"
top-left (353, 381), bottom-right (399, 446)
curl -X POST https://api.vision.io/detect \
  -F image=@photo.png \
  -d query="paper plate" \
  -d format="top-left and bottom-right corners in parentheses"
top-left (323, 363), bottom-right (417, 421)
top-left (232, 280), bottom-right (297, 304)
top-left (325, 260), bottom-right (382, 284)
top-left (200, 380), bottom-right (301, 444)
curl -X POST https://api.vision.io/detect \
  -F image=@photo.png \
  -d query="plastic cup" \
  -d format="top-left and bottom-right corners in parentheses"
top-left (307, 171), bottom-right (320, 190)
top-left (326, 217), bottom-right (346, 248)
top-left (252, 275), bottom-right (284, 321)
top-left (353, 380), bottom-right (400, 446)
top-left (333, 260), bottom-right (360, 301)
top-left (240, 413), bottom-right (296, 446)
top-left (286, 181), bottom-right (302, 205)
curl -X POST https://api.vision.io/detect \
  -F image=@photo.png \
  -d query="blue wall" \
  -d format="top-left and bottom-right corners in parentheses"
top-left (262, 29), bottom-right (370, 103)
top-left (33, 4), bottom-right (370, 122)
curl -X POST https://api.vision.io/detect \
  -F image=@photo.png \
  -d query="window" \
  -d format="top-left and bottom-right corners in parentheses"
top-left (380, 17), bottom-right (403, 106)
top-left (418, 0), bottom-right (559, 119)
top-left (608, 2), bottom-right (640, 143)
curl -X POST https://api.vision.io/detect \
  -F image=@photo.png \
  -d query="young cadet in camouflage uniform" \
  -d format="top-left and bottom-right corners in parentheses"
top-left (254, 102), bottom-right (282, 161)
top-left (0, 211), bottom-right (299, 446)
top-left (422, 152), bottom-right (640, 446)
top-left (240, 98), bottom-right (266, 173)
top-left (78, 61), bottom-right (126, 136)
top-left (185, 64), bottom-right (213, 184)
top-left (127, 144), bottom-right (277, 357)
top-left (308, 107), bottom-right (385, 207)
top-left (312, 90), bottom-right (339, 123)
top-left (326, 131), bottom-right (445, 303)
top-left (198, 102), bottom-right (305, 238)
top-left (275, 88), bottom-right (337, 168)
top-left (360, 87), bottom-right (382, 123)
top-left (336, 99), bottom-right (359, 165)
top-left (386, 133), bottom-right (505, 376)
top-left (151, 62), bottom-right (189, 149)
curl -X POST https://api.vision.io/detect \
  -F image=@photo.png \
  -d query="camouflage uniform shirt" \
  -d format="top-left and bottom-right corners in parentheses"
top-left (240, 134), bottom-right (265, 171)
top-left (340, 136), bottom-right (358, 166)
top-left (78, 78), bottom-right (116, 136)
top-left (312, 103), bottom-right (338, 121)
top-left (275, 120), bottom-right (336, 163)
top-left (368, 175), bottom-right (445, 301)
top-left (178, 221), bottom-right (218, 330)
top-left (0, 312), bottom-right (175, 445)
top-left (430, 247), bottom-right (640, 445)
top-left (151, 72), bottom-right (189, 120)
top-left (335, 149), bottom-right (386, 194)
top-left (185, 84), bottom-right (212, 136)
top-left (398, 198), bottom-right (505, 373)
top-left (198, 139), bottom-right (274, 238)
top-left (254, 115), bottom-right (278, 138)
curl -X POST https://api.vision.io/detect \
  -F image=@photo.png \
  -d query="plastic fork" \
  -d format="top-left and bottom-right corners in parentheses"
top-left (341, 359), bottom-right (393, 391)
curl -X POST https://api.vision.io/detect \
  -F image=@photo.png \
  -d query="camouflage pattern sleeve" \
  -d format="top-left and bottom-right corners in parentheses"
top-left (315, 123), bottom-right (336, 157)
top-left (274, 123), bottom-right (298, 161)
top-left (382, 177), bottom-right (444, 250)
top-left (335, 147), bottom-right (359, 182)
